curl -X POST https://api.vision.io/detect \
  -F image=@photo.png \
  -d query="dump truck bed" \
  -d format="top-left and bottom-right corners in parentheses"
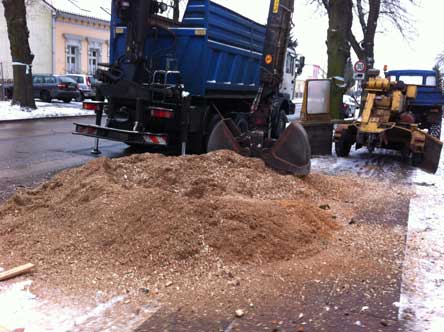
top-left (110, 0), bottom-right (266, 97)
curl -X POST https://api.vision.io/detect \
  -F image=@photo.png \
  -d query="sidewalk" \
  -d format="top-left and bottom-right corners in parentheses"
top-left (0, 101), bottom-right (94, 121)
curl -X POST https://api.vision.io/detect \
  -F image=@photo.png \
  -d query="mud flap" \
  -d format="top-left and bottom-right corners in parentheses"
top-left (262, 122), bottom-right (311, 176)
top-left (421, 134), bottom-right (443, 174)
top-left (389, 126), bottom-right (442, 174)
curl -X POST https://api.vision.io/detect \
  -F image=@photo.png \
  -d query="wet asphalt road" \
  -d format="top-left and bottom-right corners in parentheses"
top-left (0, 116), bottom-right (129, 202)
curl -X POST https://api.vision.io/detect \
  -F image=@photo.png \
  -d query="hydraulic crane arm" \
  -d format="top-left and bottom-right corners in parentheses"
top-left (252, 0), bottom-right (295, 113)
top-left (261, 0), bottom-right (295, 92)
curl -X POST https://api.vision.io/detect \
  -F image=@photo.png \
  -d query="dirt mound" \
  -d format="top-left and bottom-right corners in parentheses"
top-left (0, 151), bottom-right (340, 293)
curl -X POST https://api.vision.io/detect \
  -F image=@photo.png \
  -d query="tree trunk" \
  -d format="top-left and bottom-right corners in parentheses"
top-left (326, 0), bottom-right (353, 119)
top-left (2, 0), bottom-right (36, 109)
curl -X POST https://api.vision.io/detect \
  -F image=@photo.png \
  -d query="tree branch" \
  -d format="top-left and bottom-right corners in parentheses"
top-left (356, 0), bottom-right (367, 36)
top-left (349, 31), bottom-right (365, 60)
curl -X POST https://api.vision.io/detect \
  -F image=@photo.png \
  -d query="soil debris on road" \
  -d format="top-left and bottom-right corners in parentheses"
top-left (0, 151), bottom-right (340, 292)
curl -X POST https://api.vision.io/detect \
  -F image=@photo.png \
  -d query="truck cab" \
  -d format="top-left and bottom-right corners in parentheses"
top-left (385, 69), bottom-right (444, 138)
top-left (281, 49), bottom-right (302, 100)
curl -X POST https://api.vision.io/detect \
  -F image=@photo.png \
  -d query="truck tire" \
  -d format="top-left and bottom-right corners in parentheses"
top-left (271, 110), bottom-right (287, 139)
top-left (335, 130), bottom-right (353, 157)
top-left (235, 115), bottom-right (249, 134)
top-left (429, 122), bottom-right (442, 139)
top-left (204, 114), bottom-right (222, 153)
top-left (62, 98), bottom-right (72, 103)
top-left (40, 90), bottom-right (51, 103)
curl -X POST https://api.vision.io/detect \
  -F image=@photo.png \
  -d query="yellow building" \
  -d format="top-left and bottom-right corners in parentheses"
top-left (0, 0), bottom-right (110, 80)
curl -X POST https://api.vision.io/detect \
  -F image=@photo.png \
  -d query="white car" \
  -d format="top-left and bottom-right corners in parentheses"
top-left (342, 94), bottom-right (360, 119)
top-left (65, 74), bottom-right (98, 101)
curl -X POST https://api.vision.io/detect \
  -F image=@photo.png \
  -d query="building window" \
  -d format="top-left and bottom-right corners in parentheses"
top-left (66, 45), bottom-right (80, 74)
top-left (88, 48), bottom-right (100, 75)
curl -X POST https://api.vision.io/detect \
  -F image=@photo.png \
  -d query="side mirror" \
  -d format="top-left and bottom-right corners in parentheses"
top-left (299, 56), bottom-right (305, 68)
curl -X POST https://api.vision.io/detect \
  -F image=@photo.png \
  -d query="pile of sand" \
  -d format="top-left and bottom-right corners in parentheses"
top-left (0, 151), bottom-right (341, 293)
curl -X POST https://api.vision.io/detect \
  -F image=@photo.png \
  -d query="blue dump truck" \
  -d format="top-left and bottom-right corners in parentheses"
top-left (386, 69), bottom-right (444, 138)
top-left (74, 0), bottom-right (311, 175)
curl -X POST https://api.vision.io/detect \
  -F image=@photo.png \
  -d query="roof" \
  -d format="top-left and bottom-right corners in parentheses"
top-left (386, 70), bottom-right (436, 76)
top-left (43, 0), bottom-right (111, 22)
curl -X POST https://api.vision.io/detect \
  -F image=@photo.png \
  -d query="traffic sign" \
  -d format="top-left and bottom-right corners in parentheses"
top-left (354, 60), bottom-right (367, 73)
top-left (353, 73), bottom-right (365, 81)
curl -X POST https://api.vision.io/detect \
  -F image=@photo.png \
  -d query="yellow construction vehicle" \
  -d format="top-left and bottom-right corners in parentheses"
top-left (334, 73), bottom-right (443, 173)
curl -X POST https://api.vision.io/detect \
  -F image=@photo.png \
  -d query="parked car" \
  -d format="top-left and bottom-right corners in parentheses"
top-left (66, 74), bottom-right (97, 101)
top-left (32, 74), bottom-right (80, 103)
top-left (342, 94), bottom-right (360, 119)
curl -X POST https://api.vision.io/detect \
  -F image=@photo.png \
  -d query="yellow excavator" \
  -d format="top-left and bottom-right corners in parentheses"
top-left (334, 73), bottom-right (443, 173)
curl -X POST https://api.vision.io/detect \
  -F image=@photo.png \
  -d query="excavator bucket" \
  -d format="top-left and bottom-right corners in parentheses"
top-left (420, 134), bottom-right (443, 174)
top-left (206, 118), bottom-right (243, 153)
top-left (262, 122), bottom-right (311, 175)
top-left (207, 120), bottom-right (311, 176)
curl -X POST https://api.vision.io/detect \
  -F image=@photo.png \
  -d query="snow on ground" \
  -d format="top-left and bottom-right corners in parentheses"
top-left (0, 279), bottom-right (160, 332)
top-left (0, 101), bottom-right (94, 121)
top-left (398, 130), bottom-right (444, 331)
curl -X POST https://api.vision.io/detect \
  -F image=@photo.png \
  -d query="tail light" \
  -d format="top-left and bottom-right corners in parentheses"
top-left (83, 101), bottom-right (105, 112)
top-left (150, 107), bottom-right (174, 119)
top-left (57, 83), bottom-right (68, 89)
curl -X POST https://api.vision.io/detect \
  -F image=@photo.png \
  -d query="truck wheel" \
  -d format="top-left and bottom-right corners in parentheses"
top-left (204, 114), bottom-right (222, 153)
top-left (40, 90), bottom-right (51, 103)
top-left (271, 110), bottom-right (287, 139)
top-left (335, 131), bottom-right (353, 157)
top-left (235, 116), bottom-right (249, 134)
top-left (429, 123), bottom-right (442, 139)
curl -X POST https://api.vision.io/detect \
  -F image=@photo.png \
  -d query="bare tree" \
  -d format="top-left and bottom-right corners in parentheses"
top-left (311, 0), bottom-right (415, 69)
top-left (2, 0), bottom-right (36, 109)
top-left (350, 0), bottom-right (416, 68)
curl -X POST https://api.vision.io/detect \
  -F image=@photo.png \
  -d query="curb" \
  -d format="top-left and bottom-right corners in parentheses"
top-left (0, 114), bottom-right (95, 124)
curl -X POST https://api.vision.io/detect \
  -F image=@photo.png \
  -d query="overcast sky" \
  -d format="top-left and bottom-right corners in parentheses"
top-left (211, 0), bottom-right (443, 73)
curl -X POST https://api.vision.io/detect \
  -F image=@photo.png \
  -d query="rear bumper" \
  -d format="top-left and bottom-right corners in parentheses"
top-left (73, 123), bottom-right (169, 146)
top-left (54, 90), bottom-right (80, 99)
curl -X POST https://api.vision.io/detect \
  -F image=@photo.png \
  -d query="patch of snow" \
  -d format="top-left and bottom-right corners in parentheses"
top-left (311, 149), bottom-right (413, 185)
top-left (399, 145), bottom-right (444, 331)
top-left (0, 101), bottom-right (94, 121)
top-left (0, 280), bottom-right (160, 332)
